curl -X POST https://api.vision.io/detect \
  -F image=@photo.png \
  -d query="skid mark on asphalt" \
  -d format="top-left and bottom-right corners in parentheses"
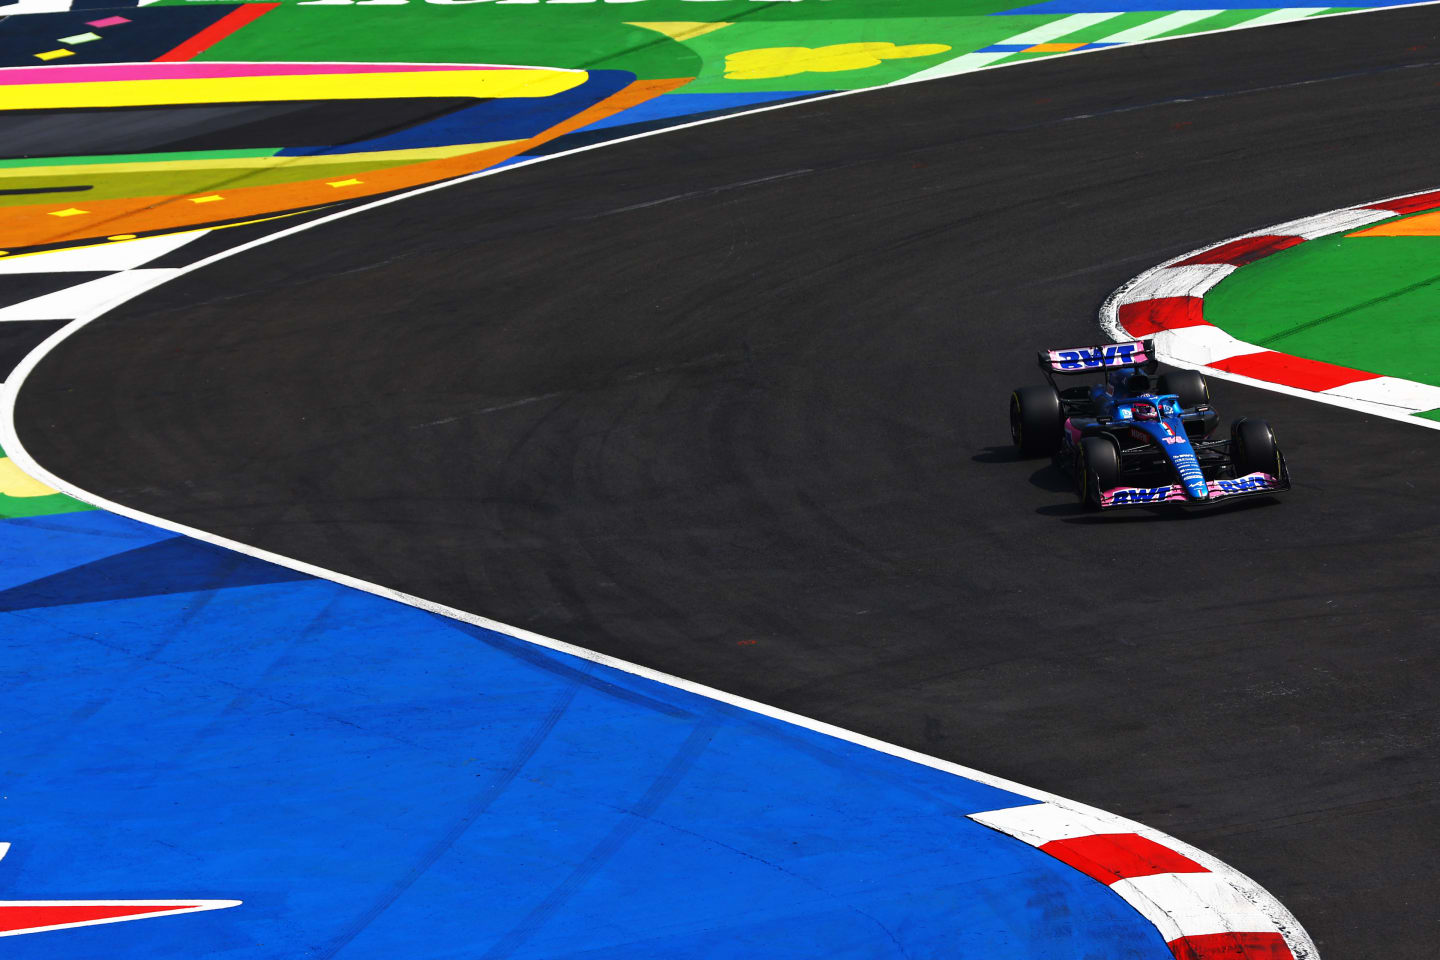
top-left (585, 169), bottom-right (814, 219)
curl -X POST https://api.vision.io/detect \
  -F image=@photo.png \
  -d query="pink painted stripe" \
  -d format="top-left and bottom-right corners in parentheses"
top-left (0, 62), bottom-right (531, 85)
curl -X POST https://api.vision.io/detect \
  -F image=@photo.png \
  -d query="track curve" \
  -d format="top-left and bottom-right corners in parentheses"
top-left (16, 10), bottom-right (1440, 957)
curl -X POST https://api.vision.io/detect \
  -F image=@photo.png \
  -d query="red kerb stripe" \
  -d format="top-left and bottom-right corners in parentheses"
top-left (153, 3), bottom-right (278, 62)
top-left (1040, 833), bottom-right (1207, 884)
top-left (1168, 931), bottom-right (1295, 959)
top-left (0, 904), bottom-right (195, 933)
top-left (1208, 350), bottom-right (1380, 391)
top-left (1366, 189), bottom-right (1440, 214)
top-left (1175, 235), bottom-right (1303, 267)
top-left (1117, 297), bottom-right (1207, 337)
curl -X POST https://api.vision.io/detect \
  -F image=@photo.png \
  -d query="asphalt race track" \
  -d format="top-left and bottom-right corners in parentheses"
top-left (16, 10), bottom-right (1440, 957)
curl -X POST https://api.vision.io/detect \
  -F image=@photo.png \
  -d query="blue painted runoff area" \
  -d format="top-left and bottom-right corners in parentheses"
top-left (577, 90), bottom-right (826, 133)
top-left (1, 508), bottom-right (1176, 959)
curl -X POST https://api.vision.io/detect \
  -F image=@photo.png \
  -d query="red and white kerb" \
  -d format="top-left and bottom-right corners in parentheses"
top-left (969, 802), bottom-right (1309, 959)
top-left (1101, 189), bottom-right (1440, 425)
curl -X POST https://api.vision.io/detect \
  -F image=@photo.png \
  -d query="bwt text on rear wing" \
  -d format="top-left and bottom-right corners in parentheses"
top-left (1038, 339), bottom-right (1158, 375)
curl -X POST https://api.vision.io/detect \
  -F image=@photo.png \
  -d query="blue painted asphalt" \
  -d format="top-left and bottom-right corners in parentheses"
top-left (1, 509), bottom-right (1175, 958)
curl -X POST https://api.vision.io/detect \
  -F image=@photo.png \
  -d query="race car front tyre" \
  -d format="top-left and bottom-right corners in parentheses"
top-left (1231, 417), bottom-right (1282, 478)
top-left (1077, 436), bottom-right (1121, 510)
top-left (1010, 385), bottom-right (1062, 456)
top-left (1159, 368), bottom-right (1210, 409)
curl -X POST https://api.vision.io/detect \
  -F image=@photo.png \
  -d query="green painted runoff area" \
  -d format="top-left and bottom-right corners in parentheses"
top-left (1203, 232), bottom-right (1440, 390)
top-left (154, 0), bottom-right (1357, 90)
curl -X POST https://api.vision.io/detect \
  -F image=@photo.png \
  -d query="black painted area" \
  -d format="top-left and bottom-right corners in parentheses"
top-left (16, 10), bottom-right (1440, 958)
top-left (0, 185), bottom-right (91, 196)
top-left (0, 272), bottom-right (106, 310)
top-left (0, 319), bottom-right (65, 381)
top-left (0, 6), bottom-right (235, 68)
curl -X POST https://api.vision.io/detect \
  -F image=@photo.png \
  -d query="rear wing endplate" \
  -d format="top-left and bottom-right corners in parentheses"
top-left (1039, 339), bottom-right (1157, 375)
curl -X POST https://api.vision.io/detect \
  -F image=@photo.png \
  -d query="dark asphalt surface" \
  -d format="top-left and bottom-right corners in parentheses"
top-left (17, 11), bottom-right (1440, 957)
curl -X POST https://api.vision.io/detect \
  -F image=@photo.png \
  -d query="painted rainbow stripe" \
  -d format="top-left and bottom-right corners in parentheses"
top-left (0, 62), bottom-right (552, 85)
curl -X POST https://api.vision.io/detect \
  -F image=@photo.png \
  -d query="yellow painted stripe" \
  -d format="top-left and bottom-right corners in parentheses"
top-left (2, 70), bottom-right (585, 110)
top-left (0, 141), bottom-right (520, 179)
top-left (0, 457), bottom-right (59, 498)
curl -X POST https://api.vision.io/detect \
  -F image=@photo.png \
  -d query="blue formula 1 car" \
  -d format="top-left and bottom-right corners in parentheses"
top-left (1008, 339), bottom-right (1290, 510)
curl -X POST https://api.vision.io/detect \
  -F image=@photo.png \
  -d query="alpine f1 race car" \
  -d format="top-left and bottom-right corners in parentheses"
top-left (1009, 339), bottom-right (1290, 510)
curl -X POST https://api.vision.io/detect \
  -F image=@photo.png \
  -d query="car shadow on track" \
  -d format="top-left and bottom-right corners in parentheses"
top-left (1042, 496), bottom-right (1281, 523)
top-left (972, 445), bottom-right (1074, 495)
top-left (971, 446), bottom-right (1283, 521)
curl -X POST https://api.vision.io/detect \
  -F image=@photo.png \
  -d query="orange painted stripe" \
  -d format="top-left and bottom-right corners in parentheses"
top-left (0, 77), bottom-right (691, 249)
top-left (153, 3), bottom-right (279, 63)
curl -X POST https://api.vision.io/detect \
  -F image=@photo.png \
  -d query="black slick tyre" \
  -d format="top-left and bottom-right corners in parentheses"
top-left (1231, 417), bottom-right (1282, 477)
top-left (1010, 385), bottom-right (1063, 456)
top-left (1077, 436), bottom-right (1121, 510)
top-left (1158, 368), bottom-right (1210, 408)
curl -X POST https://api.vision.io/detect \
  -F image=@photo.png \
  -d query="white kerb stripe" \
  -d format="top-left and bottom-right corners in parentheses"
top-left (998, 12), bottom-right (1126, 45)
top-left (1096, 10), bottom-right (1223, 44)
top-left (969, 801), bottom-right (1134, 846)
top-left (1247, 206), bottom-right (1393, 239)
top-left (1116, 262), bottom-right (1234, 303)
top-left (1148, 325), bottom-right (1262, 367)
top-left (1110, 873), bottom-right (1280, 943)
top-left (897, 52), bottom-right (1011, 84)
top-left (1322, 375), bottom-right (1440, 412)
top-left (0, 231), bottom-right (208, 275)
top-left (0, 269), bottom-right (181, 322)
top-left (1234, 7), bottom-right (1328, 28)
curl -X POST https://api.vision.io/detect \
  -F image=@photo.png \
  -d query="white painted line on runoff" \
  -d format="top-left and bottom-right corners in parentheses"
top-left (0, 232), bottom-right (206, 275)
top-left (1096, 9), bottom-right (1224, 45)
top-left (0, 269), bottom-right (180, 322)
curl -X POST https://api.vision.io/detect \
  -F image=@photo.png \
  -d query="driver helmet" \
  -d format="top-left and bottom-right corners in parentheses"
top-left (1129, 400), bottom-right (1159, 421)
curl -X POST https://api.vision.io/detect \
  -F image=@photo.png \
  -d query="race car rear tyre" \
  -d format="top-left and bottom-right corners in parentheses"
top-left (1010, 385), bottom-right (1063, 456)
top-left (1159, 368), bottom-right (1210, 408)
top-left (1231, 417), bottom-right (1282, 478)
top-left (1077, 436), bottom-right (1121, 510)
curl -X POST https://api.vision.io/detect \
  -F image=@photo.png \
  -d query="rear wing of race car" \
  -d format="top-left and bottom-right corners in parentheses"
top-left (1038, 339), bottom-right (1158, 378)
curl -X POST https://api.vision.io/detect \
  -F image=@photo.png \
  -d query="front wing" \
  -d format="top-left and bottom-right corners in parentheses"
top-left (1099, 471), bottom-right (1288, 509)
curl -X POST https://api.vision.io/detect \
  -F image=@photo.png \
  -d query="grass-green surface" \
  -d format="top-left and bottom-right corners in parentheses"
top-left (1203, 232), bottom-right (1440, 389)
